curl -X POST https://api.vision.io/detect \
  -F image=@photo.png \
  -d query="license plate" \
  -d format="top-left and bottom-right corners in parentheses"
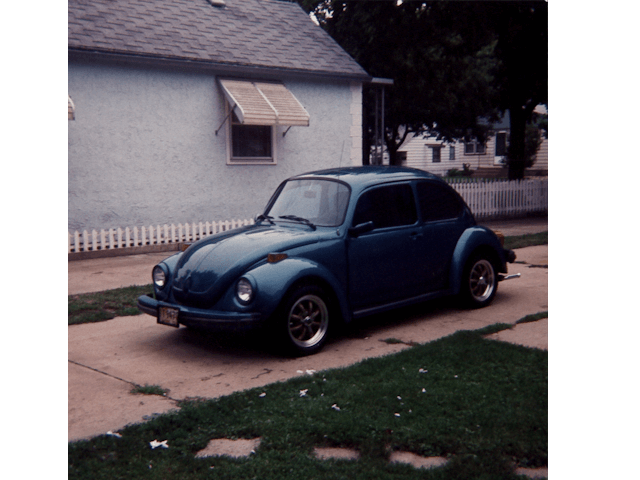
top-left (158, 307), bottom-right (179, 327)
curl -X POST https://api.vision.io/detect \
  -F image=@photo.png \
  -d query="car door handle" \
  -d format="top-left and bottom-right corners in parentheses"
top-left (409, 232), bottom-right (423, 240)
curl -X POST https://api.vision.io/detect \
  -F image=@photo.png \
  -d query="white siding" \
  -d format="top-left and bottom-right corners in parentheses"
top-left (532, 136), bottom-right (548, 171)
top-left (400, 132), bottom-right (548, 176)
top-left (401, 135), bottom-right (494, 175)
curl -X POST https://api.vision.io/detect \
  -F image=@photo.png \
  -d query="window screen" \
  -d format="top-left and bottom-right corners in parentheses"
top-left (352, 184), bottom-right (417, 229)
top-left (231, 124), bottom-right (272, 159)
top-left (431, 147), bottom-right (441, 163)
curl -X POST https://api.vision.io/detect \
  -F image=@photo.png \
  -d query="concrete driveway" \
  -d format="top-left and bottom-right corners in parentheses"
top-left (69, 245), bottom-right (548, 441)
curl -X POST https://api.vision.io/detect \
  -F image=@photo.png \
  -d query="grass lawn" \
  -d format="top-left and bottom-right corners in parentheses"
top-left (503, 231), bottom-right (547, 250)
top-left (68, 327), bottom-right (547, 479)
top-left (68, 285), bottom-right (152, 325)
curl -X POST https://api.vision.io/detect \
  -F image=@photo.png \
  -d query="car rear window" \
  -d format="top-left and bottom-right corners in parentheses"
top-left (416, 181), bottom-right (463, 222)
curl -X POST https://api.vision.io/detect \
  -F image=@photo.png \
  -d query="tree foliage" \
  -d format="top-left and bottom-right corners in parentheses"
top-left (489, 1), bottom-right (548, 178)
top-left (297, 0), bottom-right (547, 179)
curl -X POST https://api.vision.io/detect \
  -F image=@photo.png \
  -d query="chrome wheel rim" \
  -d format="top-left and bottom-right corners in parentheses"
top-left (287, 294), bottom-right (329, 348)
top-left (469, 259), bottom-right (495, 302)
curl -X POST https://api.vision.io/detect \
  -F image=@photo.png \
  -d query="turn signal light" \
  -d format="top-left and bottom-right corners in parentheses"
top-left (267, 253), bottom-right (288, 263)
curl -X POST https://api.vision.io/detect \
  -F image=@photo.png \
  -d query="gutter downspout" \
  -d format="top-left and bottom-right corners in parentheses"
top-left (368, 78), bottom-right (393, 165)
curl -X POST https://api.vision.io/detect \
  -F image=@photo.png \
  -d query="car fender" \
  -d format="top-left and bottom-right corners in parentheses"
top-left (153, 251), bottom-right (184, 301)
top-left (226, 257), bottom-right (351, 324)
top-left (449, 226), bottom-right (507, 294)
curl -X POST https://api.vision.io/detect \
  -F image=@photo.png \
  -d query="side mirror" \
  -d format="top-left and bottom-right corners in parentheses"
top-left (348, 221), bottom-right (374, 238)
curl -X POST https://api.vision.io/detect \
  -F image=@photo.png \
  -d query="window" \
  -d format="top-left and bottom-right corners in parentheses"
top-left (266, 179), bottom-right (350, 227)
top-left (449, 145), bottom-right (455, 161)
top-left (416, 181), bottom-right (463, 222)
top-left (495, 132), bottom-right (508, 157)
top-left (219, 79), bottom-right (310, 165)
top-left (464, 138), bottom-right (486, 155)
top-left (352, 184), bottom-right (417, 230)
top-left (431, 146), bottom-right (441, 163)
top-left (230, 111), bottom-right (274, 163)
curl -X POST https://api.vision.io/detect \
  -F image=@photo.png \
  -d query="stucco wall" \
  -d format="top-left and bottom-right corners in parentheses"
top-left (68, 60), bottom-right (361, 232)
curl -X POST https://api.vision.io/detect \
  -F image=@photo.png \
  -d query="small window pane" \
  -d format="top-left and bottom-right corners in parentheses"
top-left (353, 184), bottom-right (417, 229)
top-left (449, 146), bottom-right (455, 160)
top-left (431, 147), bottom-right (441, 163)
top-left (232, 124), bottom-right (272, 158)
top-left (495, 132), bottom-right (507, 156)
top-left (464, 142), bottom-right (475, 154)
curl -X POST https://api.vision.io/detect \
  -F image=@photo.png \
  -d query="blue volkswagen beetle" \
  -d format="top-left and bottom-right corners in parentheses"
top-left (138, 166), bottom-right (517, 356)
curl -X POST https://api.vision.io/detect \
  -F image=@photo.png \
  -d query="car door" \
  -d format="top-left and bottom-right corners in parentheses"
top-left (347, 182), bottom-right (424, 310)
top-left (414, 180), bottom-right (467, 291)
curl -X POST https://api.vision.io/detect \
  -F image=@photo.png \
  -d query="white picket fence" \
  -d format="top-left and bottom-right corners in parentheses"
top-left (67, 179), bottom-right (547, 254)
top-left (68, 219), bottom-right (255, 254)
top-left (449, 178), bottom-right (548, 219)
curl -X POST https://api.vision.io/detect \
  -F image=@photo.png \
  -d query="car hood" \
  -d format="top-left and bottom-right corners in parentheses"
top-left (171, 224), bottom-right (325, 307)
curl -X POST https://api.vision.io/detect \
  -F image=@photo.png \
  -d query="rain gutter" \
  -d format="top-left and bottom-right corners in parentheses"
top-left (68, 48), bottom-right (373, 83)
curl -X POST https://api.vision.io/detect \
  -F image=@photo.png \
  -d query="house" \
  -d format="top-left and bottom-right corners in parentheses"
top-left (68, 0), bottom-right (370, 233)
top-left (398, 107), bottom-right (548, 178)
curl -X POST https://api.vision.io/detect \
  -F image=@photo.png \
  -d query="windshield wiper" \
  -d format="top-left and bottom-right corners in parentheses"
top-left (256, 214), bottom-right (275, 225)
top-left (278, 215), bottom-right (316, 230)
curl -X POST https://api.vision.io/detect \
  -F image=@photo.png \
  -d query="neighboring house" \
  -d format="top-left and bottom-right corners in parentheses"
top-left (68, 0), bottom-right (370, 232)
top-left (399, 108), bottom-right (548, 177)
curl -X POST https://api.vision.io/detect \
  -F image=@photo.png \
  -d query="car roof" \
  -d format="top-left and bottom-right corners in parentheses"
top-left (291, 166), bottom-right (444, 190)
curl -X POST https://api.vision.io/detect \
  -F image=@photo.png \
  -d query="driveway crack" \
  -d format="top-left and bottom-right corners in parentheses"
top-left (69, 359), bottom-right (179, 401)
top-left (252, 368), bottom-right (273, 379)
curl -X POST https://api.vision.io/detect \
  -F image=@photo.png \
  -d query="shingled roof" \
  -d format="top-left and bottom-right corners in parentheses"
top-left (68, 0), bottom-right (369, 80)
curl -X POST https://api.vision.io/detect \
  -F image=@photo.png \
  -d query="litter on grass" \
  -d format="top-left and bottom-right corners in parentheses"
top-left (150, 439), bottom-right (169, 449)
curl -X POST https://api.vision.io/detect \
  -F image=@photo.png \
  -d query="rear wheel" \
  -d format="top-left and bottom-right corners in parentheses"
top-left (279, 285), bottom-right (330, 356)
top-left (461, 254), bottom-right (498, 308)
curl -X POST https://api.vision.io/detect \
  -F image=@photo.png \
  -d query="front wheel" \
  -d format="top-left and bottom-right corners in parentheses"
top-left (461, 254), bottom-right (498, 308)
top-left (279, 285), bottom-right (330, 356)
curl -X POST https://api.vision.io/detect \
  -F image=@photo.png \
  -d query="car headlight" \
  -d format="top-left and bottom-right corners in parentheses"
top-left (236, 278), bottom-right (254, 304)
top-left (153, 265), bottom-right (167, 288)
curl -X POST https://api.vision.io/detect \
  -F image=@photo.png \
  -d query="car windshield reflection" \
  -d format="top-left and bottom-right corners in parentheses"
top-left (266, 179), bottom-right (350, 227)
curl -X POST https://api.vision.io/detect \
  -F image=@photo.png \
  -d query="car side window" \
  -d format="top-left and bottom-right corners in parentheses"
top-left (416, 181), bottom-right (463, 222)
top-left (352, 183), bottom-right (417, 229)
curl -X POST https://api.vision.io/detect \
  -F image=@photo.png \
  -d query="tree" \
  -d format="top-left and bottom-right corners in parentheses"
top-left (298, 1), bottom-right (547, 178)
top-left (488, 1), bottom-right (548, 179)
top-left (299, 0), bottom-right (500, 165)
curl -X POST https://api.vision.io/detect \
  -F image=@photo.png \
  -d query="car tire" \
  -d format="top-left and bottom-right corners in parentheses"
top-left (278, 285), bottom-right (331, 356)
top-left (461, 253), bottom-right (498, 308)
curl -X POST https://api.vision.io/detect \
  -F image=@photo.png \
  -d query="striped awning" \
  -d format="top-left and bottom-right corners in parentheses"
top-left (219, 79), bottom-right (309, 126)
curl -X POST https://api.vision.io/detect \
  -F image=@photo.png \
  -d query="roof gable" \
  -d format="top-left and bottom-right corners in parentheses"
top-left (68, 0), bottom-right (369, 80)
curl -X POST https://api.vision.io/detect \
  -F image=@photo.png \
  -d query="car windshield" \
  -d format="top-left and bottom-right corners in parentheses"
top-left (266, 179), bottom-right (350, 227)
